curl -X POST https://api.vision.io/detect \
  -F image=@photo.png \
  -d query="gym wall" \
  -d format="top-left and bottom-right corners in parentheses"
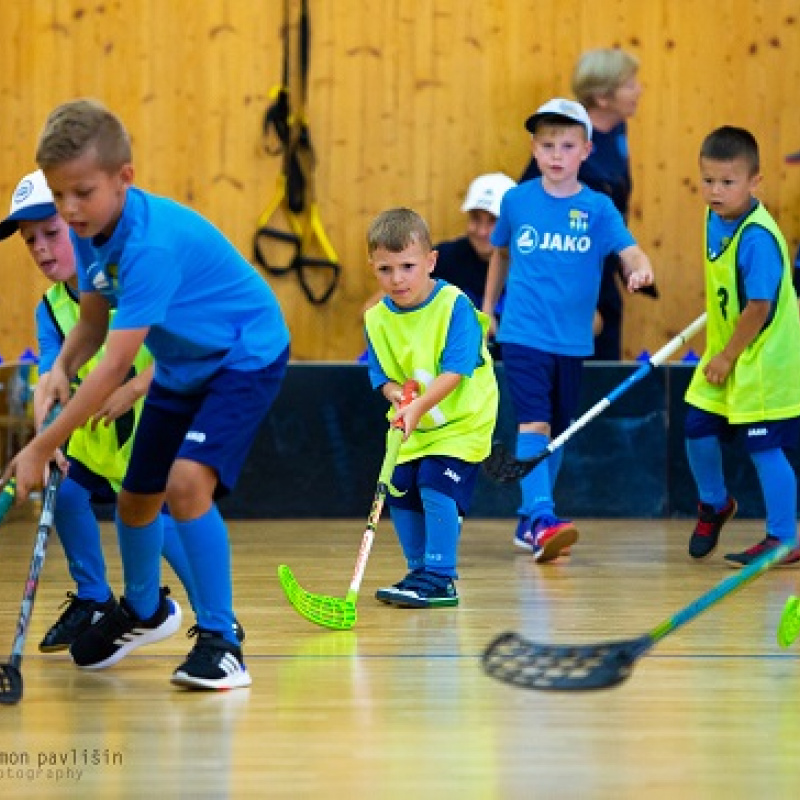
top-left (1, 1), bottom-right (799, 365)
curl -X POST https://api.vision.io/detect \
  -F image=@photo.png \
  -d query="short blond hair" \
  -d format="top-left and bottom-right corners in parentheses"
top-left (36, 99), bottom-right (132, 171)
top-left (367, 207), bottom-right (432, 255)
top-left (571, 48), bottom-right (639, 109)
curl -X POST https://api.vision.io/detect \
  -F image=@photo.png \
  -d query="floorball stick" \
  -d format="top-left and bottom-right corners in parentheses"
top-left (0, 464), bottom-right (62, 704)
top-left (483, 312), bottom-right (707, 482)
top-left (482, 541), bottom-right (789, 691)
top-left (278, 379), bottom-right (419, 630)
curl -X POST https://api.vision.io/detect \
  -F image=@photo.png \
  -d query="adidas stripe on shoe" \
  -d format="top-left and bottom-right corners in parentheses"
top-left (70, 586), bottom-right (182, 670)
top-left (171, 627), bottom-right (252, 690)
top-left (39, 592), bottom-right (116, 653)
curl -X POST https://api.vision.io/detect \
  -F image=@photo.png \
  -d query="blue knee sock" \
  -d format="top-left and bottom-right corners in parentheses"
top-left (53, 477), bottom-right (112, 603)
top-left (175, 505), bottom-right (237, 646)
top-left (751, 448), bottom-right (798, 544)
top-left (517, 431), bottom-right (554, 520)
top-left (389, 506), bottom-right (425, 571)
top-left (160, 513), bottom-right (198, 613)
top-left (685, 436), bottom-right (728, 509)
top-left (420, 486), bottom-right (460, 579)
top-left (116, 514), bottom-right (164, 620)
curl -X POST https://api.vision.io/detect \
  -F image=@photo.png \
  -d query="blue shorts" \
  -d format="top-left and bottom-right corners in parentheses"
top-left (501, 343), bottom-right (583, 435)
top-left (123, 347), bottom-right (289, 497)
top-left (387, 455), bottom-right (480, 515)
top-left (67, 457), bottom-right (117, 504)
top-left (685, 404), bottom-right (800, 453)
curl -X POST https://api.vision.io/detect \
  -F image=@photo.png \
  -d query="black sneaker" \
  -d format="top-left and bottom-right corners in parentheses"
top-left (171, 626), bottom-right (252, 690)
top-left (689, 497), bottom-right (737, 559)
top-left (39, 592), bottom-right (116, 653)
top-left (233, 618), bottom-right (245, 643)
top-left (70, 586), bottom-right (182, 669)
top-left (375, 570), bottom-right (419, 604)
top-left (376, 569), bottom-right (458, 608)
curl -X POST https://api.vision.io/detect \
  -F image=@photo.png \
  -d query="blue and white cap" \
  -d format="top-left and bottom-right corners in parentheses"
top-left (0, 170), bottom-right (58, 241)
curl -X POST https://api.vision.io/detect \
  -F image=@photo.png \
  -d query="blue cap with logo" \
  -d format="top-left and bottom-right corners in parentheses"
top-left (0, 170), bottom-right (58, 241)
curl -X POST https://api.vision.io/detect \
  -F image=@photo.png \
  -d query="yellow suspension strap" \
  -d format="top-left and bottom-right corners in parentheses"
top-left (254, 0), bottom-right (340, 305)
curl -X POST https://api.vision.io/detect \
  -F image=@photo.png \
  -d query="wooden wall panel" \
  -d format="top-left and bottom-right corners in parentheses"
top-left (0, 0), bottom-right (799, 364)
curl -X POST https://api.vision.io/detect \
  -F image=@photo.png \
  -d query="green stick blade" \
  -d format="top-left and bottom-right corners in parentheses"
top-left (778, 595), bottom-right (800, 648)
top-left (278, 565), bottom-right (356, 630)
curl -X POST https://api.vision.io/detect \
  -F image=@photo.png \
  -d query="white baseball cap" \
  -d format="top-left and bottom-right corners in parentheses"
top-left (525, 98), bottom-right (593, 139)
top-left (0, 170), bottom-right (58, 241)
top-left (461, 173), bottom-right (517, 218)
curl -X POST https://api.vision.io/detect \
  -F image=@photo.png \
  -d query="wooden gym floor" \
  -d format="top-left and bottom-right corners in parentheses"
top-left (0, 514), bottom-right (799, 799)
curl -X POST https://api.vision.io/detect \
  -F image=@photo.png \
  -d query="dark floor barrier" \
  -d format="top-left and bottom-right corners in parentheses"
top-left (221, 362), bottom-right (780, 521)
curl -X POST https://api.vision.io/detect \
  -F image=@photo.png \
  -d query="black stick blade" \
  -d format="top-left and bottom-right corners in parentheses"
top-left (0, 664), bottom-right (23, 705)
top-left (482, 631), bottom-right (653, 691)
top-left (482, 442), bottom-right (546, 483)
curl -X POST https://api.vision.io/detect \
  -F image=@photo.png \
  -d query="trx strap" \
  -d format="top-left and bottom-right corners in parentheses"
top-left (254, 0), bottom-right (340, 305)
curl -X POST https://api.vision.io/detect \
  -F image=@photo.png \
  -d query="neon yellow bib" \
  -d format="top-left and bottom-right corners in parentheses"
top-left (365, 284), bottom-right (498, 463)
top-left (44, 283), bottom-right (153, 489)
top-left (686, 203), bottom-right (800, 423)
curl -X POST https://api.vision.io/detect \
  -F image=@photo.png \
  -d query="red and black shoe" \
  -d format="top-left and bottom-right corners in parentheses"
top-left (724, 535), bottom-right (800, 569)
top-left (689, 497), bottom-right (737, 560)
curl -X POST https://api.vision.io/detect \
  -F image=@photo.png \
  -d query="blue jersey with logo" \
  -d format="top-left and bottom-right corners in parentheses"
top-left (491, 178), bottom-right (634, 356)
top-left (73, 186), bottom-right (290, 393)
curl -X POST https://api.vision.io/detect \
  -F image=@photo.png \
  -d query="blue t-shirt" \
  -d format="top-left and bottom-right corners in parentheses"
top-left (73, 186), bottom-right (290, 393)
top-left (707, 204), bottom-right (783, 303)
top-left (365, 280), bottom-right (483, 389)
top-left (491, 178), bottom-right (635, 356)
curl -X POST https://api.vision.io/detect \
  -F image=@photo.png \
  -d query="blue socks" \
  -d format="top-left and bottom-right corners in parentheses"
top-left (389, 506), bottom-right (425, 570)
top-left (160, 513), bottom-right (198, 613)
top-left (54, 477), bottom-right (112, 603)
top-left (686, 436), bottom-right (728, 509)
top-left (58, 479), bottom-right (198, 614)
top-left (116, 514), bottom-right (164, 620)
top-left (420, 486), bottom-right (460, 578)
top-left (750, 448), bottom-right (798, 544)
top-left (389, 487), bottom-right (461, 578)
top-left (517, 431), bottom-right (554, 520)
top-left (687, 437), bottom-right (798, 545)
top-left (175, 505), bottom-right (238, 646)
